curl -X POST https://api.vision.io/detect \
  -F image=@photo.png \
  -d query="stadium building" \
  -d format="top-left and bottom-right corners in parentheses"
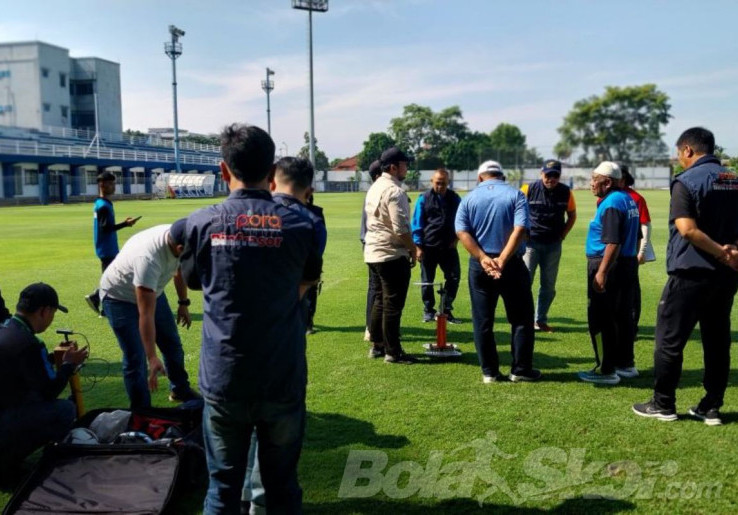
top-left (0, 41), bottom-right (219, 205)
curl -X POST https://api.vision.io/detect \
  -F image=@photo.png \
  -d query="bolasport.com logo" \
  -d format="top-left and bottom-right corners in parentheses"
top-left (338, 432), bottom-right (722, 506)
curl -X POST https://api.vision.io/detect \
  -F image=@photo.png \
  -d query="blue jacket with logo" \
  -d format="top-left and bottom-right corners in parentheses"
top-left (585, 189), bottom-right (639, 258)
top-left (179, 188), bottom-right (322, 403)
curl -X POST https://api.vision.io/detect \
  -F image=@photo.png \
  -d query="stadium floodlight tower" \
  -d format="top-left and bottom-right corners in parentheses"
top-left (291, 0), bottom-right (328, 168)
top-left (261, 68), bottom-right (275, 135)
top-left (164, 25), bottom-right (185, 174)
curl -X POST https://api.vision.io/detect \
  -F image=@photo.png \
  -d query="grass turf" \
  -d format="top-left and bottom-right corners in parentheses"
top-left (0, 189), bottom-right (736, 513)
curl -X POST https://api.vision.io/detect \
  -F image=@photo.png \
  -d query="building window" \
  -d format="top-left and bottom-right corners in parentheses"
top-left (24, 170), bottom-right (39, 185)
top-left (86, 170), bottom-right (98, 185)
top-left (61, 105), bottom-right (69, 118)
top-left (43, 103), bottom-right (51, 112)
top-left (41, 67), bottom-right (49, 78)
top-left (70, 80), bottom-right (94, 96)
top-left (72, 110), bottom-right (95, 129)
top-left (60, 73), bottom-right (67, 88)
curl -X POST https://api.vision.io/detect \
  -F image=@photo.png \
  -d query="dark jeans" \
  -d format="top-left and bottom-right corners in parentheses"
top-left (653, 270), bottom-right (738, 410)
top-left (304, 286), bottom-right (318, 330)
top-left (103, 294), bottom-right (192, 409)
top-left (203, 397), bottom-right (304, 515)
top-left (632, 267), bottom-right (642, 336)
top-left (88, 256), bottom-right (116, 305)
top-left (368, 257), bottom-right (411, 357)
top-left (468, 256), bottom-right (535, 376)
top-left (586, 256), bottom-right (637, 374)
top-left (523, 240), bottom-right (563, 324)
top-left (0, 399), bottom-right (75, 473)
top-left (420, 246), bottom-right (460, 314)
top-left (365, 264), bottom-right (381, 330)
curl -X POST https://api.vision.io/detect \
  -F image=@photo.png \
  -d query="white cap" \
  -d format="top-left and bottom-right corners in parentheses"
top-left (478, 160), bottom-right (503, 176)
top-left (592, 161), bottom-right (621, 179)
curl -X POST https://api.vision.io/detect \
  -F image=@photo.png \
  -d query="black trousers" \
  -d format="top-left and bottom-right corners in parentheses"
top-left (653, 270), bottom-right (738, 410)
top-left (587, 256), bottom-right (637, 374)
top-left (368, 257), bottom-right (411, 357)
top-left (420, 246), bottom-right (461, 314)
top-left (468, 256), bottom-right (535, 376)
top-left (365, 264), bottom-right (381, 329)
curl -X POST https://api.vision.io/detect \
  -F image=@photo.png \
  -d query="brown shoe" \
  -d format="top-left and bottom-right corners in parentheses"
top-left (534, 322), bottom-right (554, 333)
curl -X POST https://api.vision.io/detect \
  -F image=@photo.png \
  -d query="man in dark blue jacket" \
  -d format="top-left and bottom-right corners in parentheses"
top-left (634, 128), bottom-right (738, 425)
top-left (0, 283), bottom-right (87, 480)
top-left (179, 124), bottom-right (321, 514)
top-left (412, 168), bottom-right (462, 323)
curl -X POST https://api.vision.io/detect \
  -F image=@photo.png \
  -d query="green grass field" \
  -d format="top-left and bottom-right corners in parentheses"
top-left (1, 189), bottom-right (737, 514)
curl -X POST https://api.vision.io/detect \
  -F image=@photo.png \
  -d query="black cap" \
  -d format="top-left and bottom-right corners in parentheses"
top-left (368, 160), bottom-right (382, 180)
top-left (541, 159), bottom-right (562, 174)
top-left (17, 283), bottom-right (68, 314)
top-left (380, 147), bottom-right (413, 167)
top-left (168, 218), bottom-right (188, 246)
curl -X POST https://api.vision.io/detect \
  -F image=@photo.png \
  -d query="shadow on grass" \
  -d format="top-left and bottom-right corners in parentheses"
top-left (304, 496), bottom-right (635, 513)
top-left (305, 412), bottom-right (409, 451)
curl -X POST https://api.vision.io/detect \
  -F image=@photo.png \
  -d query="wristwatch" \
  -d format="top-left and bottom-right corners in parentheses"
top-left (178, 299), bottom-right (191, 307)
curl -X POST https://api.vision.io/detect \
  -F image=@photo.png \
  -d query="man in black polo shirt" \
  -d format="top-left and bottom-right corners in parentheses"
top-left (411, 168), bottom-right (462, 323)
top-left (521, 159), bottom-right (576, 332)
top-left (633, 127), bottom-right (738, 425)
top-left (179, 124), bottom-right (321, 513)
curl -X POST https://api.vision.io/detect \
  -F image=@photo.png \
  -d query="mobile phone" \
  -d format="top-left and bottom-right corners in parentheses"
top-left (132, 216), bottom-right (143, 222)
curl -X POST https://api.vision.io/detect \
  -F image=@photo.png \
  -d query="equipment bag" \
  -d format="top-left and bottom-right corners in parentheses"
top-left (3, 404), bottom-right (206, 515)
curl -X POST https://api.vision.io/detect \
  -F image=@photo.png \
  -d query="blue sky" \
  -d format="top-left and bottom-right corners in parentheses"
top-left (4, 0), bottom-right (738, 159)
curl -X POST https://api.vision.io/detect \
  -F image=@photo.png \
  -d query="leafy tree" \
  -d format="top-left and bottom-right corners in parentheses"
top-left (489, 123), bottom-right (528, 167)
top-left (389, 104), bottom-right (468, 169)
top-left (357, 132), bottom-right (396, 170)
top-left (440, 131), bottom-right (491, 170)
top-left (298, 132), bottom-right (330, 171)
top-left (182, 134), bottom-right (220, 146)
top-left (556, 84), bottom-right (671, 164)
top-left (329, 157), bottom-right (345, 168)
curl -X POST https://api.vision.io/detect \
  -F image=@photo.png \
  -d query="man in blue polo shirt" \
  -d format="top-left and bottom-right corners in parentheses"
top-left (580, 161), bottom-right (639, 385)
top-left (455, 160), bottom-right (541, 384)
top-left (179, 124), bottom-right (321, 514)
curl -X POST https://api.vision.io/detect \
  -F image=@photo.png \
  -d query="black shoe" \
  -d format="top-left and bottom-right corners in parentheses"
top-left (509, 369), bottom-right (542, 382)
top-left (688, 405), bottom-right (722, 426)
top-left (632, 400), bottom-right (677, 421)
top-left (422, 311), bottom-right (436, 323)
top-left (443, 312), bottom-right (461, 324)
top-left (85, 293), bottom-right (100, 314)
top-left (169, 388), bottom-right (202, 403)
top-left (384, 353), bottom-right (418, 364)
top-left (368, 346), bottom-right (385, 359)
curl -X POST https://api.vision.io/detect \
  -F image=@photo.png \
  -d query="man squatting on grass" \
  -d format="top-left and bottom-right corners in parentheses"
top-left (363, 147), bottom-right (418, 364)
top-left (99, 221), bottom-right (199, 409)
top-left (521, 159), bottom-right (577, 333)
top-left (579, 162), bottom-right (640, 386)
top-left (179, 124), bottom-right (322, 514)
top-left (411, 168), bottom-right (463, 324)
top-left (634, 127), bottom-right (738, 426)
top-left (455, 160), bottom-right (541, 383)
top-left (85, 170), bottom-right (139, 314)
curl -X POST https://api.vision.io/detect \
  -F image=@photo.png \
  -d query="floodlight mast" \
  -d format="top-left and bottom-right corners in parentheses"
top-left (164, 25), bottom-right (185, 173)
top-left (291, 0), bottom-right (328, 168)
top-left (261, 68), bottom-right (275, 135)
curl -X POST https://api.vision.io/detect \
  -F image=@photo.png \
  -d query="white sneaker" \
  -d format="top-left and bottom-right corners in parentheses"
top-left (363, 328), bottom-right (371, 342)
top-left (615, 367), bottom-right (639, 378)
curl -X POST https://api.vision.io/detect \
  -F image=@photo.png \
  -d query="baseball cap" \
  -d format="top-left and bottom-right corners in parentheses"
top-left (477, 160), bottom-right (504, 176)
top-left (168, 218), bottom-right (188, 246)
top-left (368, 159), bottom-right (382, 180)
top-left (542, 159), bottom-right (562, 175)
top-left (592, 161), bottom-right (621, 180)
top-left (380, 147), bottom-right (413, 167)
top-left (16, 282), bottom-right (68, 314)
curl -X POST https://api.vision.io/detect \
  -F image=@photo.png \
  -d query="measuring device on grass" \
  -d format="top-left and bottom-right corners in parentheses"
top-left (413, 282), bottom-right (462, 358)
top-left (53, 329), bottom-right (85, 418)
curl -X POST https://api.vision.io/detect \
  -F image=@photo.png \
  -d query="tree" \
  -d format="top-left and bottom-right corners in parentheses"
top-left (489, 123), bottom-right (528, 167)
top-left (357, 132), bottom-right (396, 170)
top-left (298, 132), bottom-right (330, 171)
top-left (389, 104), bottom-right (468, 169)
top-left (556, 84), bottom-right (671, 165)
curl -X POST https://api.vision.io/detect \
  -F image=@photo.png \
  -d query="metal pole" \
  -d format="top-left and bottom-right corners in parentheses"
top-left (308, 9), bottom-right (316, 167)
top-left (93, 91), bottom-right (100, 158)
top-left (266, 69), bottom-right (272, 135)
top-left (171, 45), bottom-right (181, 174)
